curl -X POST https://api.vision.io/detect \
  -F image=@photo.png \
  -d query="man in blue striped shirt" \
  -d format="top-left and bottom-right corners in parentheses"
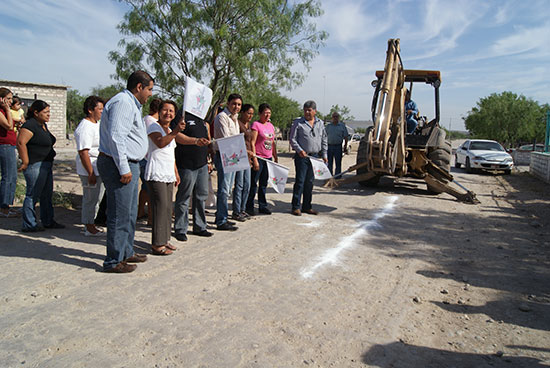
top-left (97, 70), bottom-right (154, 273)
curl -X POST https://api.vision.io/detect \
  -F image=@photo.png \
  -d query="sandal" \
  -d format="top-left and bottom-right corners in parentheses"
top-left (165, 243), bottom-right (177, 251)
top-left (151, 245), bottom-right (173, 256)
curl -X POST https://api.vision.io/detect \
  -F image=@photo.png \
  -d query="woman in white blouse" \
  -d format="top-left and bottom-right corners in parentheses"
top-left (145, 100), bottom-right (185, 255)
top-left (74, 96), bottom-right (105, 236)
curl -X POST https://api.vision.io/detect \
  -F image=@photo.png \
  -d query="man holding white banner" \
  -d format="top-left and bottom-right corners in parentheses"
top-left (289, 100), bottom-right (327, 216)
top-left (213, 93), bottom-right (243, 231)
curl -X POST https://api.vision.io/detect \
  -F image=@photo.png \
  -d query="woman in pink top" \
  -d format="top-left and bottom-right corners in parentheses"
top-left (245, 103), bottom-right (278, 215)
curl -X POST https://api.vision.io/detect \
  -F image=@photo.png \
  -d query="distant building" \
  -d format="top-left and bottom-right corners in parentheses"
top-left (0, 79), bottom-right (68, 144)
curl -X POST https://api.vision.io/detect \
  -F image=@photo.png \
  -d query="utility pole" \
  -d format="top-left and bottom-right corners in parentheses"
top-left (323, 75), bottom-right (326, 118)
top-left (545, 110), bottom-right (550, 153)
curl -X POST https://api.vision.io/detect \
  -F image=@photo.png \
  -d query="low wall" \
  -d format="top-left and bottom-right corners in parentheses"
top-left (530, 152), bottom-right (550, 183)
top-left (512, 150), bottom-right (532, 165)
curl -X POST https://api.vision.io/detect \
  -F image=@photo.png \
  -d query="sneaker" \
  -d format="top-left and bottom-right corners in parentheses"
top-left (258, 208), bottom-right (272, 215)
top-left (231, 213), bottom-right (246, 222)
top-left (84, 229), bottom-right (106, 237)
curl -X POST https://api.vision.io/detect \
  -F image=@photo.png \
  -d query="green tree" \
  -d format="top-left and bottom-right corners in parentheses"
top-left (464, 91), bottom-right (546, 146)
top-left (109, 0), bottom-right (327, 120)
top-left (66, 89), bottom-right (85, 133)
top-left (322, 104), bottom-right (355, 122)
top-left (246, 90), bottom-right (301, 129)
top-left (90, 84), bottom-right (123, 101)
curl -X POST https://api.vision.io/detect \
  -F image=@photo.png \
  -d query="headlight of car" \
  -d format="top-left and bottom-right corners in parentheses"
top-left (473, 156), bottom-right (485, 160)
top-left (503, 157), bottom-right (513, 163)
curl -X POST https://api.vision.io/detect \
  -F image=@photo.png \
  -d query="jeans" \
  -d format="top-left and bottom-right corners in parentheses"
top-left (214, 152), bottom-right (236, 226)
top-left (97, 154), bottom-right (140, 270)
top-left (79, 175), bottom-right (105, 224)
top-left (247, 158), bottom-right (270, 211)
top-left (22, 161), bottom-right (54, 229)
top-left (406, 117), bottom-right (418, 133)
top-left (174, 164), bottom-right (209, 235)
top-left (327, 144), bottom-right (343, 176)
top-left (0, 144), bottom-right (17, 209)
top-left (291, 155), bottom-right (314, 211)
top-left (233, 168), bottom-right (251, 214)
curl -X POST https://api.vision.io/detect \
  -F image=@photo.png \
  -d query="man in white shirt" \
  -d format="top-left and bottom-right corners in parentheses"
top-left (213, 93), bottom-right (242, 231)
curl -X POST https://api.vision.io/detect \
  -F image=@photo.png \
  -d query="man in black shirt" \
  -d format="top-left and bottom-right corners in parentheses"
top-left (172, 110), bottom-right (213, 241)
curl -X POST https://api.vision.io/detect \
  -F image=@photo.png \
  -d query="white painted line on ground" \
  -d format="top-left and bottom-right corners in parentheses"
top-left (297, 219), bottom-right (323, 228)
top-left (300, 195), bottom-right (399, 279)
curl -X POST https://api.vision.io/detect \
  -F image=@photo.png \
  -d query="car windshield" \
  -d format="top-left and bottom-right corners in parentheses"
top-left (469, 141), bottom-right (505, 151)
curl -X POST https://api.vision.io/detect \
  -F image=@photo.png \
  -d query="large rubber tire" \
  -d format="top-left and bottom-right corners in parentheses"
top-left (454, 155), bottom-right (461, 168)
top-left (356, 128), bottom-right (380, 187)
top-left (427, 140), bottom-right (452, 194)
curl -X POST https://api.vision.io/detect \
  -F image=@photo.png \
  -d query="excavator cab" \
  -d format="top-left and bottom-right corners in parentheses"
top-left (372, 69), bottom-right (442, 149)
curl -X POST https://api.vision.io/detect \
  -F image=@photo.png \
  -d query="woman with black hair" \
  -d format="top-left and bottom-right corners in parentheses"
top-left (16, 100), bottom-right (64, 232)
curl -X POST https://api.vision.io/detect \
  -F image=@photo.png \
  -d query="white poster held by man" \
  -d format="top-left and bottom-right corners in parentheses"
top-left (309, 157), bottom-right (332, 180)
top-left (264, 159), bottom-right (289, 194)
top-left (216, 133), bottom-right (250, 174)
top-left (183, 76), bottom-right (213, 120)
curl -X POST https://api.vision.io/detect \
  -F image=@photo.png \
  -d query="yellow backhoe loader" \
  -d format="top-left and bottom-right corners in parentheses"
top-left (327, 39), bottom-right (479, 204)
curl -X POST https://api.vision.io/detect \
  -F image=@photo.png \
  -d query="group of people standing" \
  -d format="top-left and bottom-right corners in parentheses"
top-left (0, 87), bottom-right (65, 231)
top-left (1, 69), bottom-right (351, 274)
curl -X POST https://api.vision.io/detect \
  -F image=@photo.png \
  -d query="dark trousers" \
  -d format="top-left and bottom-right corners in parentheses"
top-left (327, 144), bottom-right (343, 176)
top-left (291, 155), bottom-right (314, 211)
top-left (146, 181), bottom-right (173, 246)
top-left (246, 157), bottom-right (270, 211)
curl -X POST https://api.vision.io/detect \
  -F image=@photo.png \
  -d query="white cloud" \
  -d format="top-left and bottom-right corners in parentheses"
top-left (320, 0), bottom-right (392, 44)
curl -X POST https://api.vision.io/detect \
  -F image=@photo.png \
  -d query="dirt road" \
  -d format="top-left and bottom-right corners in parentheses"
top-left (1, 148), bottom-right (549, 367)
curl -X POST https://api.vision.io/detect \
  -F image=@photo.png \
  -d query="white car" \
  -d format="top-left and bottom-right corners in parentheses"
top-left (455, 139), bottom-right (513, 174)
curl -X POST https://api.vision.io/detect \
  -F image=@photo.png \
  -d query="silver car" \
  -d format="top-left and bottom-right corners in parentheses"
top-left (455, 139), bottom-right (513, 174)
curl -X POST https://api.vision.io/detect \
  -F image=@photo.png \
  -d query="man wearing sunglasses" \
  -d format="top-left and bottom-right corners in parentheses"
top-left (289, 100), bottom-right (327, 216)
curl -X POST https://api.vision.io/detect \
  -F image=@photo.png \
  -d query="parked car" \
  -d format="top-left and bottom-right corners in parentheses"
top-left (351, 133), bottom-right (363, 141)
top-left (517, 143), bottom-right (545, 152)
top-left (455, 139), bottom-right (513, 174)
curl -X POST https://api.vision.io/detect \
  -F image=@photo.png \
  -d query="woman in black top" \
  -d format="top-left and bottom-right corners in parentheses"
top-left (17, 100), bottom-right (64, 232)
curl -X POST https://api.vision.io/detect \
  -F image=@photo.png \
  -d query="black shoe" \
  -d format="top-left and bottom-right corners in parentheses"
top-left (258, 208), bottom-right (272, 215)
top-left (245, 209), bottom-right (255, 217)
top-left (216, 222), bottom-right (238, 231)
top-left (227, 220), bottom-right (236, 226)
top-left (44, 221), bottom-right (65, 229)
top-left (240, 211), bottom-right (251, 219)
top-left (193, 230), bottom-right (213, 237)
top-left (175, 233), bottom-right (188, 241)
top-left (231, 213), bottom-right (246, 222)
top-left (22, 225), bottom-right (45, 233)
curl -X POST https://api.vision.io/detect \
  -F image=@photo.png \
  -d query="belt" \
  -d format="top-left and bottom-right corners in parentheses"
top-left (99, 152), bottom-right (140, 164)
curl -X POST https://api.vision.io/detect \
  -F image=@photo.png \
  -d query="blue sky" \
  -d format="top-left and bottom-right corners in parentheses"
top-left (1, 0), bottom-right (549, 131)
